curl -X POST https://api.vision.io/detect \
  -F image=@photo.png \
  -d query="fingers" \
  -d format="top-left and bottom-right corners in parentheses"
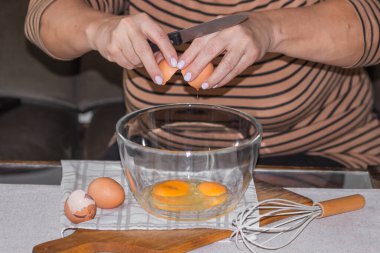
top-left (180, 35), bottom-right (225, 83)
top-left (117, 14), bottom-right (164, 85)
top-left (177, 34), bottom-right (212, 70)
top-left (203, 47), bottom-right (245, 89)
top-left (142, 20), bottom-right (178, 68)
top-left (119, 36), bottom-right (141, 67)
top-left (100, 14), bottom-right (176, 85)
top-left (154, 52), bottom-right (164, 64)
top-left (212, 54), bottom-right (252, 89)
top-left (177, 33), bottom-right (216, 71)
top-left (104, 28), bottom-right (145, 70)
top-left (179, 21), bottom-right (264, 89)
top-left (127, 13), bottom-right (179, 84)
top-left (130, 31), bottom-right (164, 84)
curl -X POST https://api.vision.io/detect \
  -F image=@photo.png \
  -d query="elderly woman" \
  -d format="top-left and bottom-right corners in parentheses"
top-left (25, 0), bottom-right (380, 168)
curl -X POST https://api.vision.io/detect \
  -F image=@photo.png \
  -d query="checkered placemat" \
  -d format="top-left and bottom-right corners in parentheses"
top-left (60, 160), bottom-right (258, 234)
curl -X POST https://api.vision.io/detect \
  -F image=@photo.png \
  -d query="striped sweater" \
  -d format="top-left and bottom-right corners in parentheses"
top-left (25, 0), bottom-right (380, 168)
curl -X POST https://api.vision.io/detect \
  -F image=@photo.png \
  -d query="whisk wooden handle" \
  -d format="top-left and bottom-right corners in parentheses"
top-left (316, 194), bottom-right (365, 218)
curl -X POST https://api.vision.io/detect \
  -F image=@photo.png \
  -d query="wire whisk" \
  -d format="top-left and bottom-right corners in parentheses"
top-left (231, 194), bottom-right (365, 252)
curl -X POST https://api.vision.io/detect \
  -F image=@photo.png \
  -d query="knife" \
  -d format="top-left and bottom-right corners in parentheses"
top-left (149, 12), bottom-right (249, 53)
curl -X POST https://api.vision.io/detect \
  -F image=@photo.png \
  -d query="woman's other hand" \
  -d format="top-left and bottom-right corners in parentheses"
top-left (86, 13), bottom-right (177, 85)
top-left (178, 15), bottom-right (273, 89)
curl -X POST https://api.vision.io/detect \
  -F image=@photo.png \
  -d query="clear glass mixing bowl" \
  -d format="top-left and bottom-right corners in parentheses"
top-left (116, 104), bottom-right (262, 220)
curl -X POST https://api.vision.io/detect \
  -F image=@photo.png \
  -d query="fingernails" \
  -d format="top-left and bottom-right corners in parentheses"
top-left (212, 84), bottom-right (219, 89)
top-left (177, 60), bottom-right (185, 69)
top-left (154, 75), bottom-right (163, 85)
top-left (170, 57), bottom-right (177, 68)
top-left (184, 72), bottom-right (192, 82)
top-left (201, 83), bottom-right (209, 90)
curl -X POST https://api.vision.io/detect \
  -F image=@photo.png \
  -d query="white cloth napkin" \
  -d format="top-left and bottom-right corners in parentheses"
top-left (60, 160), bottom-right (258, 233)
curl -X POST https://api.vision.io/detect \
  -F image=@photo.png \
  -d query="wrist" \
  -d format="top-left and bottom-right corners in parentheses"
top-left (85, 13), bottom-right (115, 51)
top-left (249, 11), bottom-right (281, 53)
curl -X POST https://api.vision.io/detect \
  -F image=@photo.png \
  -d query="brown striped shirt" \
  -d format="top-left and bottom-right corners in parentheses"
top-left (25, 0), bottom-right (380, 168)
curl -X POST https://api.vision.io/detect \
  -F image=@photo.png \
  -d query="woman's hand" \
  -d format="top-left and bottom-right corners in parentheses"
top-left (178, 15), bottom-right (273, 89)
top-left (86, 13), bottom-right (177, 85)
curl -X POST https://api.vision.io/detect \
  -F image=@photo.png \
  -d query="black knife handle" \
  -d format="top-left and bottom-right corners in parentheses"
top-left (148, 41), bottom-right (160, 53)
top-left (148, 31), bottom-right (183, 53)
top-left (168, 31), bottom-right (183, 45)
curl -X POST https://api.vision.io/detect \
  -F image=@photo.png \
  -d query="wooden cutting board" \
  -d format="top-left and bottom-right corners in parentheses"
top-left (33, 180), bottom-right (312, 253)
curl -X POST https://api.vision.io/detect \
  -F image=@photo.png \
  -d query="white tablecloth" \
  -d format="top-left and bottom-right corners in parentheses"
top-left (0, 184), bottom-right (378, 253)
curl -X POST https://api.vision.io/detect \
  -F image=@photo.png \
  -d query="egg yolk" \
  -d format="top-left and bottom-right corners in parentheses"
top-left (197, 182), bottom-right (227, 197)
top-left (152, 180), bottom-right (190, 197)
top-left (150, 180), bottom-right (227, 212)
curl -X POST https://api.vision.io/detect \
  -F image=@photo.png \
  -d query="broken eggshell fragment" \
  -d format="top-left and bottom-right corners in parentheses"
top-left (64, 189), bottom-right (97, 224)
top-left (158, 59), bottom-right (178, 85)
top-left (181, 63), bottom-right (214, 91)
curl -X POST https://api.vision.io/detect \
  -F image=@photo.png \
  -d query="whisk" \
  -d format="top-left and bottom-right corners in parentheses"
top-left (231, 194), bottom-right (365, 252)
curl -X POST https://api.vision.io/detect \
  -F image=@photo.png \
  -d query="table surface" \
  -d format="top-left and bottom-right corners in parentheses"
top-left (1, 161), bottom-right (380, 253)
top-left (1, 184), bottom-right (379, 253)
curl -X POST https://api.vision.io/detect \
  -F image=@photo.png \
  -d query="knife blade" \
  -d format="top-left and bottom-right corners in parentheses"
top-left (149, 12), bottom-right (249, 53)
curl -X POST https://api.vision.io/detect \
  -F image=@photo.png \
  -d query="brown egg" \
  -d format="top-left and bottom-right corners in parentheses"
top-left (64, 190), bottom-right (96, 224)
top-left (158, 59), bottom-right (214, 90)
top-left (88, 177), bottom-right (125, 209)
top-left (182, 63), bottom-right (214, 90)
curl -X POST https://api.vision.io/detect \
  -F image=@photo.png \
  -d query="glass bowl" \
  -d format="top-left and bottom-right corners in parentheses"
top-left (116, 104), bottom-right (262, 220)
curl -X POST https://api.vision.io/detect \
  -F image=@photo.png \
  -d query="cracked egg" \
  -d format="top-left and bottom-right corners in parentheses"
top-left (64, 189), bottom-right (96, 224)
top-left (159, 60), bottom-right (214, 90)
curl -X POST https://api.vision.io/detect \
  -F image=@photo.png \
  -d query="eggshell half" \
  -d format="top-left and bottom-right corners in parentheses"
top-left (158, 59), bottom-right (178, 85)
top-left (88, 177), bottom-right (125, 209)
top-left (182, 63), bottom-right (214, 90)
top-left (64, 200), bottom-right (97, 224)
